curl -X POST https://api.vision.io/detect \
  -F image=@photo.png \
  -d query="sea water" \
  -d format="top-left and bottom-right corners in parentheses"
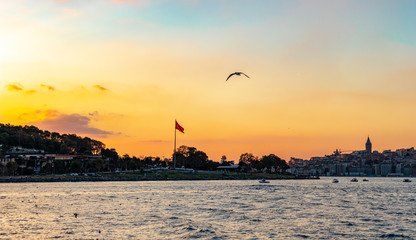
top-left (0, 177), bottom-right (415, 239)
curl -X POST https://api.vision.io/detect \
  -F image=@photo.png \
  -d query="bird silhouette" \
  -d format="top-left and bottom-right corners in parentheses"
top-left (226, 72), bottom-right (250, 81)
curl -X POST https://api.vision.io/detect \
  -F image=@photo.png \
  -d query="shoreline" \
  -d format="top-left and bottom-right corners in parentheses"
top-left (0, 171), bottom-right (318, 183)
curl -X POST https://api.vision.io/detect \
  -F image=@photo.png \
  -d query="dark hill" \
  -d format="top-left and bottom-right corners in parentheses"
top-left (0, 123), bottom-right (105, 155)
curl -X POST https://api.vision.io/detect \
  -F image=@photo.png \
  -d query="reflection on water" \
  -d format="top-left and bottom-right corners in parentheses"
top-left (0, 177), bottom-right (415, 239)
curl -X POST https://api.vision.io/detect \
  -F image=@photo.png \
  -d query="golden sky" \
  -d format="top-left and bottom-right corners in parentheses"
top-left (1, 0), bottom-right (416, 161)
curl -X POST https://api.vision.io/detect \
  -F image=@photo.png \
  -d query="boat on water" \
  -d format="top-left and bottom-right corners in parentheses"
top-left (259, 178), bottom-right (270, 183)
top-left (350, 178), bottom-right (358, 182)
top-left (363, 179), bottom-right (369, 182)
top-left (332, 179), bottom-right (339, 183)
top-left (403, 179), bottom-right (412, 182)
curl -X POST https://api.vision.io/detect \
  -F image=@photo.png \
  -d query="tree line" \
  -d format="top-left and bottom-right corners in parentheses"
top-left (0, 123), bottom-right (289, 175)
top-left (0, 123), bottom-right (104, 155)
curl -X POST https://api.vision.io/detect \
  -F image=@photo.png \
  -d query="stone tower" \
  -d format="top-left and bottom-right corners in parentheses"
top-left (366, 136), bottom-right (372, 155)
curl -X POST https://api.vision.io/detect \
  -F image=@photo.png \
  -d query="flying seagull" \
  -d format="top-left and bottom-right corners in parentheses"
top-left (226, 72), bottom-right (250, 81)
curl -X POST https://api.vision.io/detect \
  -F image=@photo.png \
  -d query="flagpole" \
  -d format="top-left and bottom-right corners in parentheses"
top-left (173, 120), bottom-right (177, 169)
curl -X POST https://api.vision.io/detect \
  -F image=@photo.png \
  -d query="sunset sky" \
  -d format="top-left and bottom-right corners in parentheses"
top-left (1, 0), bottom-right (415, 161)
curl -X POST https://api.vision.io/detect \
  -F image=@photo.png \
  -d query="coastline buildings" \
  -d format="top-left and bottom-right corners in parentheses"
top-left (0, 145), bottom-right (105, 175)
top-left (2, 138), bottom-right (416, 177)
top-left (288, 137), bottom-right (416, 177)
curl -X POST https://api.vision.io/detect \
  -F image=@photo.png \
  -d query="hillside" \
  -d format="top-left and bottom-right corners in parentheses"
top-left (0, 123), bottom-right (105, 155)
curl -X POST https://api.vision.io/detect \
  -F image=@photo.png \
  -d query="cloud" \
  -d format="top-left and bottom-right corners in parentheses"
top-left (94, 85), bottom-right (108, 91)
top-left (6, 83), bottom-right (24, 92)
top-left (5, 83), bottom-right (37, 94)
top-left (18, 110), bottom-right (60, 122)
top-left (88, 111), bottom-right (100, 119)
top-left (40, 84), bottom-right (56, 91)
top-left (25, 90), bottom-right (37, 94)
top-left (27, 110), bottom-right (116, 137)
top-left (60, 7), bottom-right (81, 18)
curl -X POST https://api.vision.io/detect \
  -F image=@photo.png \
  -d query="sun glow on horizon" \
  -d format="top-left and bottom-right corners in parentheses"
top-left (1, 0), bottom-right (416, 161)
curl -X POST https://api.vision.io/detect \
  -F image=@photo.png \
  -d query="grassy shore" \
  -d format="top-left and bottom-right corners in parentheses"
top-left (0, 170), bottom-right (316, 183)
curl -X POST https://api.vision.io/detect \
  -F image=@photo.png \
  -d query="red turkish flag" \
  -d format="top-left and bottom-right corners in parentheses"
top-left (175, 121), bottom-right (184, 133)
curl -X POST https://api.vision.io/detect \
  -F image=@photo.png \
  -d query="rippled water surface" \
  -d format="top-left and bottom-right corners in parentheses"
top-left (0, 177), bottom-right (415, 239)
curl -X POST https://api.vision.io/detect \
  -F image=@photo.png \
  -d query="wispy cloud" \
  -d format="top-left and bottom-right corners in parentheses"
top-left (25, 90), bottom-right (37, 94)
top-left (5, 83), bottom-right (37, 94)
top-left (18, 110), bottom-right (60, 122)
top-left (94, 85), bottom-right (108, 91)
top-left (40, 84), bottom-right (56, 91)
top-left (25, 110), bottom-right (116, 137)
top-left (60, 7), bottom-right (81, 18)
top-left (6, 83), bottom-right (24, 92)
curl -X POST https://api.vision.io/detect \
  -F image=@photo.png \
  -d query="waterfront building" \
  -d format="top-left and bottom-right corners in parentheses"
top-left (288, 137), bottom-right (415, 177)
top-left (380, 164), bottom-right (392, 176)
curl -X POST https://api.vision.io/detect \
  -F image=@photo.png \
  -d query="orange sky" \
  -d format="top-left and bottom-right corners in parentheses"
top-left (1, 1), bottom-right (416, 161)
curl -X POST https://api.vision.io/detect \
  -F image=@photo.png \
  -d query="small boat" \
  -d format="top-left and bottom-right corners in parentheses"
top-left (350, 178), bottom-right (358, 182)
top-left (258, 178), bottom-right (270, 183)
top-left (363, 179), bottom-right (369, 182)
top-left (403, 179), bottom-right (412, 182)
top-left (332, 179), bottom-right (339, 183)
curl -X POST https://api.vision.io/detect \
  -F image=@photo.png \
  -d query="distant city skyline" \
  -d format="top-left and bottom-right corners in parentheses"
top-left (289, 136), bottom-right (416, 177)
top-left (1, 1), bottom-right (416, 161)
top-left (295, 136), bottom-right (415, 160)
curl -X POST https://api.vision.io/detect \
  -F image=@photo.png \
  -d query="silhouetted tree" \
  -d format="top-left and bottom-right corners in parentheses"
top-left (204, 160), bottom-right (220, 171)
top-left (239, 153), bottom-right (260, 171)
top-left (120, 154), bottom-right (131, 171)
top-left (70, 160), bottom-right (82, 173)
top-left (220, 160), bottom-right (234, 166)
top-left (127, 156), bottom-right (141, 170)
top-left (0, 123), bottom-right (106, 155)
top-left (174, 145), bottom-right (210, 170)
top-left (101, 148), bottom-right (119, 171)
top-left (87, 158), bottom-right (105, 172)
top-left (143, 157), bottom-right (153, 168)
top-left (259, 154), bottom-right (289, 173)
